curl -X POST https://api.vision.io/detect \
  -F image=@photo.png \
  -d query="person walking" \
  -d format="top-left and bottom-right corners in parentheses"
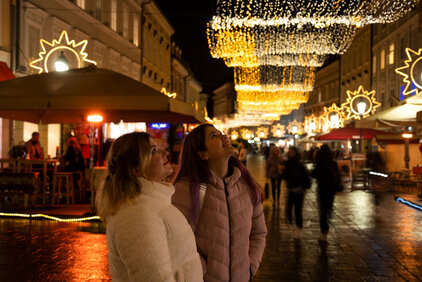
top-left (311, 145), bottom-right (342, 242)
top-left (266, 146), bottom-right (284, 206)
top-left (172, 124), bottom-right (267, 282)
top-left (281, 147), bottom-right (311, 239)
top-left (96, 132), bottom-right (203, 281)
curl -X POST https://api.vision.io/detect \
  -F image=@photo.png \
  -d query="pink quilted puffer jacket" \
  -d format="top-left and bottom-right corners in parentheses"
top-left (172, 167), bottom-right (267, 282)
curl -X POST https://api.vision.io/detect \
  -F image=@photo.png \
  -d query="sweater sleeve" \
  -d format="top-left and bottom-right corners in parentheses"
top-left (113, 211), bottom-right (176, 282)
top-left (249, 201), bottom-right (267, 277)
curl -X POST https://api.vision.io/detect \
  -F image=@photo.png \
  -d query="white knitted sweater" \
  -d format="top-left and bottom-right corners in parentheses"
top-left (106, 177), bottom-right (203, 282)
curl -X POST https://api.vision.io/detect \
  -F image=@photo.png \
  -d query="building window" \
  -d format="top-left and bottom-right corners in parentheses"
top-left (380, 49), bottom-right (385, 70)
top-left (111, 0), bottom-right (117, 31)
top-left (76, 0), bottom-right (85, 9)
top-left (123, 4), bottom-right (129, 38)
top-left (95, 0), bottom-right (102, 22)
top-left (388, 43), bottom-right (394, 65)
top-left (133, 16), bottom-right (139, 46)
top-left (28, 25), bottom-right (40, 60)
top-left (372, 55), bottom-right (376, 74)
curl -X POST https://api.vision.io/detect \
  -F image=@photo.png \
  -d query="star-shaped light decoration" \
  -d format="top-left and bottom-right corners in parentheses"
top-left (271, 124), bottom-right (285, 138)
top-left (230, 130), bottom-right (239, 140)
top-left (395, 48), bottom-right (422, 96)
top-left (322, 103), bottom-right (346, 129)
top-left (256, 126), bottom-right (269, 139)
top-left (29, 30), bottom-right (96, 74)
top-left (341, 85), bottom-right (380, 120)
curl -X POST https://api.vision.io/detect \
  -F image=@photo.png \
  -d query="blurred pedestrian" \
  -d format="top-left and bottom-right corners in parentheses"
top-left (96, 132), bottom-right (203, 281)
top-left (238, 141), bottom-right (248, 165)
top-left (172, 124), bottom-right (267, 281)
top-left (266, 146), bottom-right (284, 206)
top-left (281, 147), bottom-right (311, 238)
top-left (64, 136), bottom-right (85, 172)
top-left (311, 145), bottom-right (342, 242)
top-left (8, 140), bottom-right (26, 159)
top-left (25, 132), bottom-right (44, 159)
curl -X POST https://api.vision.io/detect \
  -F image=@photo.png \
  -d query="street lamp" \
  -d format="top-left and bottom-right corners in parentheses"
top-left (402, 126), bottom-right (414, 169)
top-left (357, 101), bottom-right (367, 153)
top-left (291, 125), bottom-right (298, 147)
top-left (87, 114), bottom-right (103, 169)
top-left (55, 51), bottom-right (69, 72)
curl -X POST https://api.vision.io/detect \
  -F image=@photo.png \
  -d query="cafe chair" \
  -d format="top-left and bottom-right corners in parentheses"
top-left (51, 172), bottom-right (74, 206)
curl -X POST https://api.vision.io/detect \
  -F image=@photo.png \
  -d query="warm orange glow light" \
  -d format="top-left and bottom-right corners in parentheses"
top-left (402, 133), bottom-right (413, 139)
top-left (87, 114), bottom-right (103, 122)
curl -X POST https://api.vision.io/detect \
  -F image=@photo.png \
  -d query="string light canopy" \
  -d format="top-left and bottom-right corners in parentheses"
top-left (395, 48), bottom-right (422, 96)
top-left (234, 66), bottom-right (315, 92)
top-left (321, 103), bottom-right (346, 129)
top-left (236, 90), bottom-right (309, 105)
top-left (272, 123), bottom-right (286, 138)
top-left (29, 30), bottom-right (97, 73)
top-left (224, 53), bottom-right (326, 68)
top-left (256, 126), bottom-right (269, 139)
top-left (341, 85), bottom-right (381, 120)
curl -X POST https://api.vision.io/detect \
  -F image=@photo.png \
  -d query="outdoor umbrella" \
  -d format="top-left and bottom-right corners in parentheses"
top-left (315, 126), bottom-right (388, 140)
top-left (356, 94), bottom-right (422, 128)
top-left (0, 65), bottom-right (205, 124)
top-left (0, 62), bottom-right (15, 82)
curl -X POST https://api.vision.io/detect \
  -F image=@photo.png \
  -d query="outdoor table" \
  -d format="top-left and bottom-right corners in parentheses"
top-left (17, 159), bottom-right (59, 205)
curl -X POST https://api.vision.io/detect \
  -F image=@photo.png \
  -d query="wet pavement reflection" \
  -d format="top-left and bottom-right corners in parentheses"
top-left (0, 219), bottom-right (110, 281)
top-left (0, 154), bottom-right (421, 281)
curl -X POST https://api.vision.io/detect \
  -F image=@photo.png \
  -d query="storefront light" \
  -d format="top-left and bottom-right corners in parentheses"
top-left (87, 114), bottom-right (103, 122)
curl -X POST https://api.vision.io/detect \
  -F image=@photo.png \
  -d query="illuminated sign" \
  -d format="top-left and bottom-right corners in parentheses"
top-left (150, 123), bottom-right (168, 129)
top-left (29, 30), bottom-right (97, 73)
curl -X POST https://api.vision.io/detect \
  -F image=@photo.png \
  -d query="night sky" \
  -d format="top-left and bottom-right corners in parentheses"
top-left (154, 0), bottom-right (233, 94)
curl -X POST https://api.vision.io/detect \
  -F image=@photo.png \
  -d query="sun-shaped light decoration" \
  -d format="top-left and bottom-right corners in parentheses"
top-left (29, 30), bottom-right (96, 74)
top-left (322, 103), bottom-right (346, 129)
top-left (287, 120), bottom-right (304, 135)
top-left (256, 126), bottom-right (269, 139)
top-left (241, 128), bottom-right (254, 140)
top-left (395, 48), bottom-right (422, 96)
top-left (271, 124), bottom-right (285, 138)
top-left (230, 130), bottom-right (239, 140)
top-left (341, 85), bottom-right (380, 120)
top-left (304, 114), bottom-right (320, 134)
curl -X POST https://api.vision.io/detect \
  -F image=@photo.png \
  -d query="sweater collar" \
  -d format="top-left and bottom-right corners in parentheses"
top-left (137, 177), bottom-right (175, 204)
top-left (209, 165), bottom-right (242, 189)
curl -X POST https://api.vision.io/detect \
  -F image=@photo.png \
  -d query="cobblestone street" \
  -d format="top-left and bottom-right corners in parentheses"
top-left (0, 154), bottom-right (421, 281)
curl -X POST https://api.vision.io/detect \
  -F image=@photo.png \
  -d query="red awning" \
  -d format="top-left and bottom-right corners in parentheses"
top-left (316, 126), bottom-right (389, 140)
top-left (0, 62), bottom-right (15, 82)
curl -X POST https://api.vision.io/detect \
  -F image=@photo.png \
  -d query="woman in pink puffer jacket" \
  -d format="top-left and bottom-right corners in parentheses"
top-left (172, 124), bottom-right (267, 282)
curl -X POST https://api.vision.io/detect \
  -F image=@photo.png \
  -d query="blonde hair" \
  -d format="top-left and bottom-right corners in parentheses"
top-left (96, 132), bottom-right (151, 221)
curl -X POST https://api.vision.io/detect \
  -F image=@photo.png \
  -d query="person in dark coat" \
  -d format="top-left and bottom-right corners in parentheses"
top-left (281, 147), bottom-right (310, 238)
top-left (64, 137), bottom-right (85, 172)
top-left (266, 146), bottom-right (284, 206)
top-left (311, 145), bottom-right (342, 242)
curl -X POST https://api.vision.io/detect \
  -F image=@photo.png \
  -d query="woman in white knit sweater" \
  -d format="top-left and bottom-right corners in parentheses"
top-left (96, 132), bottom-right (203, 282)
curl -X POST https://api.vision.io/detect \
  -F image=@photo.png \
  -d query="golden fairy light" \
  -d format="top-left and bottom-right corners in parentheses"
top-left (287, 120), bottom-right (304, 135)
top-left (341, 85), bottom-right (381, 120)
top-left (241, 128), bottom-right (254, 140)
top-left (304, 114), bottom-right (320, 134)
top-left (395, 48), bottom-right (422, 96)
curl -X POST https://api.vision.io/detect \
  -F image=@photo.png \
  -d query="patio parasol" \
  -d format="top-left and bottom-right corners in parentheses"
top-left (0, 64), bottom-right (205, 124)
top-left (315, 126), bottom-right (389, 140)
